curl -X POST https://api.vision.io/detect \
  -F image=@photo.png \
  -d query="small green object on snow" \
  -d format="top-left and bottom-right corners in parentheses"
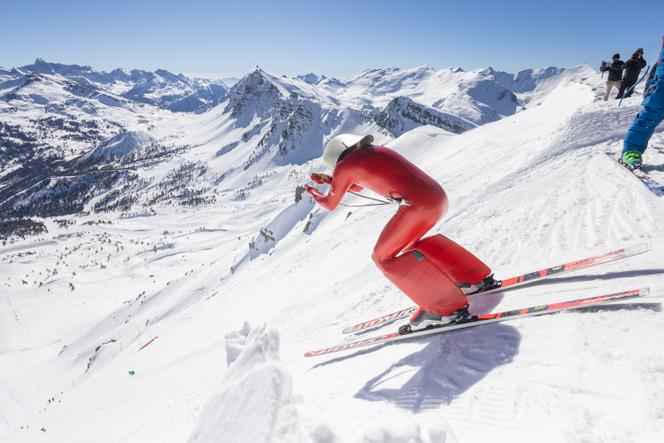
top-left (128, 370), bottom-right (135, 376)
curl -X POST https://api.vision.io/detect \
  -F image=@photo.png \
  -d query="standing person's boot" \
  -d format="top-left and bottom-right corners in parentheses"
top-left (621, 150), bottom-right (643, 169)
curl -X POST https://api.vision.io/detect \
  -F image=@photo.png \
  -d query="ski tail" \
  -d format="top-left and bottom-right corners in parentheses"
top-left (342, 307), bottom-right (417, 335)
top-left (342, 243), bottom-right (650, 334)
top-left (306, 288), bottom-right (650, 357)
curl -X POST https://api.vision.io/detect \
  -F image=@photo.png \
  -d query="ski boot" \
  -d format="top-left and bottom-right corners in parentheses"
top-left (457, 273), bottom-right (501, 295)
top-left (399, 305), bottom-right (473, 334)
top-left (621, 150), bottom-right (643, 170)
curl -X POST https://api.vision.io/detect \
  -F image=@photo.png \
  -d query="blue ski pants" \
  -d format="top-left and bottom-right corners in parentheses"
top-left (622, 47), bottom-right (664, 156)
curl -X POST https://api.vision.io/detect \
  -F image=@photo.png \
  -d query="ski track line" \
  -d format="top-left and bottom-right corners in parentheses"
top-left (587, 153), bottom-right (621, 242)
top-left (444, 385), bottom-right (529, 442)
top-left (3, 296), bottom-right (29, 351)
top-left (568, 313), bottom-right (663, 442)
top-left (591, 153), bottom-right (662, 242)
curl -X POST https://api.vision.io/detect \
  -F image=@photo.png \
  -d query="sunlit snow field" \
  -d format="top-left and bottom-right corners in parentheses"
top-left (2, 70), bottom-right (664, 442)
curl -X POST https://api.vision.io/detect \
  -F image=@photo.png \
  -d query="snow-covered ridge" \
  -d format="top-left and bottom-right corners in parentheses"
top-left (375, 96), bottom-right (476, 137)
top-left (479, 64), bottom-right (598, 107)
top-left (329, 65), bottom-right (520, 124)
top-left (10, 59), bottom-right (229, 113)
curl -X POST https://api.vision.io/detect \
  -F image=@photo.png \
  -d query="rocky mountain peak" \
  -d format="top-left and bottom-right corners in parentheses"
top-left (375, 96), bottom-right (476, 137)
top-left (224, 69), bottom-right (285, 124)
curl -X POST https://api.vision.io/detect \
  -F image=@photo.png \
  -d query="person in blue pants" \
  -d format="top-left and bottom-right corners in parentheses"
top-left (621, 38), bottom-right (664, 168)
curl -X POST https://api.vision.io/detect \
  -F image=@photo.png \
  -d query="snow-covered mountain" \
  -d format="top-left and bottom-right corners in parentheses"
top-left (1, 60), bottom-right (603, 226)
top-left (0, 67), bottom-right (192, 218)
top-left (1, 63), bottom-right (664, 442)
top-left (13, 59), bottom-right (229, 113)
top-left (480, 65), bottom-right (598, 108)
top-left (375, 96), bottom-right (476, 137)
top-left (330, 66), bottom-right (520, 124)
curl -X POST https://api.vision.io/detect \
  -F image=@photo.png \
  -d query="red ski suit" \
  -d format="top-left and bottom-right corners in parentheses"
top-left (308, 145), bottom-right (491, 315)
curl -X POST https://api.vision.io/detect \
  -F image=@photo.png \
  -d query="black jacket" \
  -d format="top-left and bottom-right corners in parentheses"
top-left (623, 57), bottom-right (647, 82)
top-left (601, 60), bottom-right (625, 81)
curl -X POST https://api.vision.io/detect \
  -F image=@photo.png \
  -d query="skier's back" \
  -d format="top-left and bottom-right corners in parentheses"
top-left (313, 144), bottom-right (446, 210)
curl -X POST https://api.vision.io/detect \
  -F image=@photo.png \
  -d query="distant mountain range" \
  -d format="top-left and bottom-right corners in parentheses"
top-left (1, 59), bottom-right (232, 113)
top-left (0, 59), bottom-right (598, 224)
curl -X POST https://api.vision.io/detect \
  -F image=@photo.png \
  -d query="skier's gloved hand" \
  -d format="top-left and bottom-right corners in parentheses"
top-left (310, 173), bottom-right (332, 184)
top-left (305, 184), bottom-right (325, 202)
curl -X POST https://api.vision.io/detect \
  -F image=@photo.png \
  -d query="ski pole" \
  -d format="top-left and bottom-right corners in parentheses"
top-left (619, 65), bottom-right (650, 106)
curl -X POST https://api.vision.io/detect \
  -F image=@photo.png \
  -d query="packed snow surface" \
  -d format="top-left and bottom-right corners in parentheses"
top-left (1, 69), bottom-right (664, 443)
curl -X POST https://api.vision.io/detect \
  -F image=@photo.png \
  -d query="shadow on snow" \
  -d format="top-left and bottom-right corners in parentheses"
top-left (309, 301), bottom-right (660, 412)
top-left (354, 323), bottom-right (521, 412)
top-left (351, 302), bottom-right (659, 412)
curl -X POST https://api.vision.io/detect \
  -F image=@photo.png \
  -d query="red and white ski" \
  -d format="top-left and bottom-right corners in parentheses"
top-left (342, 243), bottom-right (650, 334)
top-left (305, 288), bottom-right (650, 357)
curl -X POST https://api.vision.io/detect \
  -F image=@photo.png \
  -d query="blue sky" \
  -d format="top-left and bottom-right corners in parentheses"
top-left (2, 0), bottom-right (663, 78)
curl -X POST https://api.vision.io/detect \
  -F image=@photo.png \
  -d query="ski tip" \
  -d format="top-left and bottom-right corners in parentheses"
top-left (625, 242), bottom-right (652, 256)
top-left (341, 326), bottom-right (354, 335)
top-left (638, 287), bottom-right (651, 297)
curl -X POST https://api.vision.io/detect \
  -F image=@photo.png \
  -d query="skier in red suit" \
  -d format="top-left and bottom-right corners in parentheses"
top-left (306, 134), bottom-right (497, 331)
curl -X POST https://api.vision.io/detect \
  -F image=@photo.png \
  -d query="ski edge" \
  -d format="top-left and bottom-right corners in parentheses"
top-left (307, 288), bottom-right (650, 357)
top-left (341, 243), bottom-right (650, 334)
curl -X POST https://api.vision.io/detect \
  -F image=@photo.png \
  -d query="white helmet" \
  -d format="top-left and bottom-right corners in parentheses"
top-left (323, 134), bottom-right (374, 170)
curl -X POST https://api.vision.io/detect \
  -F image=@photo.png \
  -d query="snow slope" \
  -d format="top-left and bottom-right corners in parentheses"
top-left (1, 74), bottom-right (664, 443)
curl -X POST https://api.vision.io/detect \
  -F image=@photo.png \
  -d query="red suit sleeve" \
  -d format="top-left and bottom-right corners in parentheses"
top-left (309, 166), bottom-right (356, 211)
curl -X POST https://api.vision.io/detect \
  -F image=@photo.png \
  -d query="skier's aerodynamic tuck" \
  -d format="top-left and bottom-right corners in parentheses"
top-left (306, 134), bottom-right (498, 332)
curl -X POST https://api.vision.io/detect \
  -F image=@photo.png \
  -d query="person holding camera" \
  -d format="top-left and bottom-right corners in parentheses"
top-left (617, 48), bottom-right (647, 99)
top-left (600, 53), bottom-right (625, 101)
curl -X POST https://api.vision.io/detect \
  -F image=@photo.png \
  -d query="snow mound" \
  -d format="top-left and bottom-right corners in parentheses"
top-left (84, 131), bottom-right (156, 161)
top-left (188, 323), bottom-right (302, 442)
